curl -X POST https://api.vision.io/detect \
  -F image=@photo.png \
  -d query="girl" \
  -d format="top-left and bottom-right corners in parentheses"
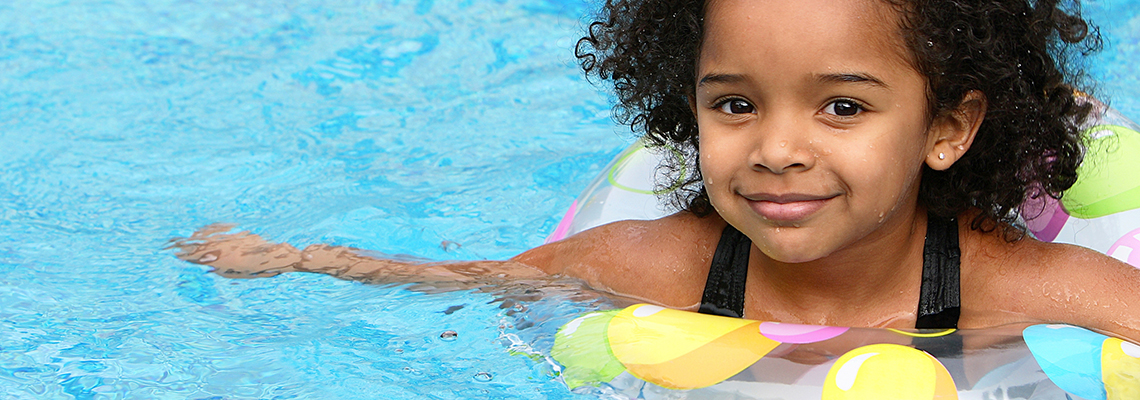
top-left (172, 0), bottom-right (1140, 342)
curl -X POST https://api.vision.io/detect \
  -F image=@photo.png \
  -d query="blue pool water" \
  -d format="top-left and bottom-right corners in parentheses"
top-left (0, 0), bottom-right (1137, 399)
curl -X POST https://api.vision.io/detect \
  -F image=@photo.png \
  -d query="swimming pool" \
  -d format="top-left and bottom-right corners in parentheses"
top-left (0, 0), bottom-right (1136, 399)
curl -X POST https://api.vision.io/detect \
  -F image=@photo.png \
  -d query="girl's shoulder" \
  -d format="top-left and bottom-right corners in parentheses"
top-left (960, 225), bottom-right (1140, 340)
top-left (512, 212), bottom-right (725, 307)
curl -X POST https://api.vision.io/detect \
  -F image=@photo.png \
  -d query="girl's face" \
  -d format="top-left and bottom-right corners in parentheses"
top-left (695, 0), bottom-right (939, 262)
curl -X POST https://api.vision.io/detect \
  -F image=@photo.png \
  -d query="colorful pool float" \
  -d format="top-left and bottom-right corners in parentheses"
top-left (553, 304), bottom-right (1140, 399)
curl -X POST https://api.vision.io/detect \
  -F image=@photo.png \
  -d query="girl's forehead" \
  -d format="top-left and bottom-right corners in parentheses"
top-left (703, 0), bottom-right (900, 29)
top-left (700, 0), bottom-right (913, 73)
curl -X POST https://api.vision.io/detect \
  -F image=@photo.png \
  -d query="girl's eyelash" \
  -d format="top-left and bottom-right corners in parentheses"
top-left (710, 97), bottom-right (740, 108)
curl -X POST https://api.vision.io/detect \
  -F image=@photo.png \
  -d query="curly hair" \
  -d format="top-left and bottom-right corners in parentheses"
top-left (575, 0), bottom-right (1102, 234)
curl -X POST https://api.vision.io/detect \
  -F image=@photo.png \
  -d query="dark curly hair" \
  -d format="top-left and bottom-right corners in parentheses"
top-left (575, 0), bottom-right (1102, 235)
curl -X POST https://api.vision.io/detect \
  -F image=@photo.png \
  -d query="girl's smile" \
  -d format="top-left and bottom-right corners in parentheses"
top-left (744, 192), bottom-right (840, 223)
top-left (695, 0), bottom-right (941, 263)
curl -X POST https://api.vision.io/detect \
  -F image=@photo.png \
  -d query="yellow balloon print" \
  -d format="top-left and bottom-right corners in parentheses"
top-left (606, 305), bottom-right (780, 389)
top-left (1103, 338), bottom-right (1140, 400)
top-left (886, 328), bottom-right (957, 338)
top-left (823, 344), bottom-right (958, 400)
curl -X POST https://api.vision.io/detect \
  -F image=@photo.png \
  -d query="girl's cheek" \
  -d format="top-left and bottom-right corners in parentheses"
top-left (806, 138), bottom-right (829, 158)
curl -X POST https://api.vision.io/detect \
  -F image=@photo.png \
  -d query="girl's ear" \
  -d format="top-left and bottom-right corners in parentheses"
top-left (926, 90), bottom-right (987, 170)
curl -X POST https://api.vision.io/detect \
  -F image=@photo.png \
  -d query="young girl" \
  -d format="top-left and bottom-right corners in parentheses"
top-left (172, 0), bottom-right (1140, 342)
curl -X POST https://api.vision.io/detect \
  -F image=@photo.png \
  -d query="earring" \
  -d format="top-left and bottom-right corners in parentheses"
top-left (938, 152), bottom-right (945, 160)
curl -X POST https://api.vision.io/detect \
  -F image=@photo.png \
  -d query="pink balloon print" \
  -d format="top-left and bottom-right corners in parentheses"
top-left (1107, 227), bottom-right (1140, 268)
top-left (759, 322), bottom-right (848, 344)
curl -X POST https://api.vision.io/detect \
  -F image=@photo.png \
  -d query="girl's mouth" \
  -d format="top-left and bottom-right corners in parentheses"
top-left (743, 193), bottom-right (838, 222)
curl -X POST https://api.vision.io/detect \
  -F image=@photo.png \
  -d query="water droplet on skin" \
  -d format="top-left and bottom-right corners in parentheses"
top-left (440, 330), bottom-right (458, 341)
top-left (473, 372), bottom-right (493, 382)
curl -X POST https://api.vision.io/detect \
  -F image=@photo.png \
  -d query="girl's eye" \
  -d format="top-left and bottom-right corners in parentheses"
top-left (824, 99), bottom-right (863, 117)
top-left (717, 99), bottom-right (755, 115)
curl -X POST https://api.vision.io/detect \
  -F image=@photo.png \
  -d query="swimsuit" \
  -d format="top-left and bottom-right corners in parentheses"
top-left (698, 212), bottom-right (961, 329)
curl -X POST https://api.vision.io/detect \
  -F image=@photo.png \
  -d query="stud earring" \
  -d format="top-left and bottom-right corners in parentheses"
top-left (938, 152), bottom-right (945, 160)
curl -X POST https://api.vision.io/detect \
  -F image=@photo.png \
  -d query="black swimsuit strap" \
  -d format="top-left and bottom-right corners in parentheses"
top-left (698, 224), bottom-right (751, 318)
top-left (699, 212), bottom-right (961, 329)
top-left (915, 215), bottom-right (961, 329)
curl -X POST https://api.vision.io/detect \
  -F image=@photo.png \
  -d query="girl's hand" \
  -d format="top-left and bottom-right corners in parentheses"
top-left (167, 224), bottom-right (302, 278)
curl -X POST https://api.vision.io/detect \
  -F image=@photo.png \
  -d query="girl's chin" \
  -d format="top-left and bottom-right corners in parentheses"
top-left (753, 236), bottom-right (836, 264)
top-left (762, 251), bottom-right (832, 265)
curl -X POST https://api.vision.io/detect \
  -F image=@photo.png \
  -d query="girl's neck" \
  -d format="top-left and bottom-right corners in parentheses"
top-left (748, 206), bottom-right (930, 323)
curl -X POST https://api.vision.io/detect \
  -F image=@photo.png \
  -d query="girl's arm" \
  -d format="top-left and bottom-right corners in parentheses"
top-left (969, 235), bottom-right (1140, 344)
top-left (167, 224), bottom-right (549, 283)
top-left (168, 214), bottom-right (719, 309)
top-left (1040, 245), bottom-right (1140, 344)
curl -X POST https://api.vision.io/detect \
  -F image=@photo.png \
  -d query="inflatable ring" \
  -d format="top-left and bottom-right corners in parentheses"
top-left (553, 304), bottom-right (1140, 399)
top-left (545, 140), bottom-right (690, 244)
top-left (548, 98), bottom-right (1140, 397)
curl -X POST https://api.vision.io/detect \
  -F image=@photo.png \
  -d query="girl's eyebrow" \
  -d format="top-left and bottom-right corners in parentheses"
top-left (697, 73), bottom-right (746, 87)
top-left (815, 72), bottom-right (890, 90)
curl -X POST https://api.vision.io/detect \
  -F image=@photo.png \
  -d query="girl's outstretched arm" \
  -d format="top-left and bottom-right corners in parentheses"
top-left (169, 214), bottom-right (721, 310)
top-left (167, 224), bottom-right (549, 283)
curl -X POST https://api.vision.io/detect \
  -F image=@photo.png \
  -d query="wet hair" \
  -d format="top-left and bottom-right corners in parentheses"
top-left (575, 0), bottom-right (1101, 235)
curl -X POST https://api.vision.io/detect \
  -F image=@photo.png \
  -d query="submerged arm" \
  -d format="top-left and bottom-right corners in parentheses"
top-left (167, 224), bottom-right (548, 283)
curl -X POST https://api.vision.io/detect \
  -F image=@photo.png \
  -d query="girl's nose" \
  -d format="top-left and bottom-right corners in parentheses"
top-left (749, 115), bottom-right (816, 174)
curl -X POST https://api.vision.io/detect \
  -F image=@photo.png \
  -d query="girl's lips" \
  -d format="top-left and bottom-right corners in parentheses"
top-left (744, 193), bottom-right (837, 222)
